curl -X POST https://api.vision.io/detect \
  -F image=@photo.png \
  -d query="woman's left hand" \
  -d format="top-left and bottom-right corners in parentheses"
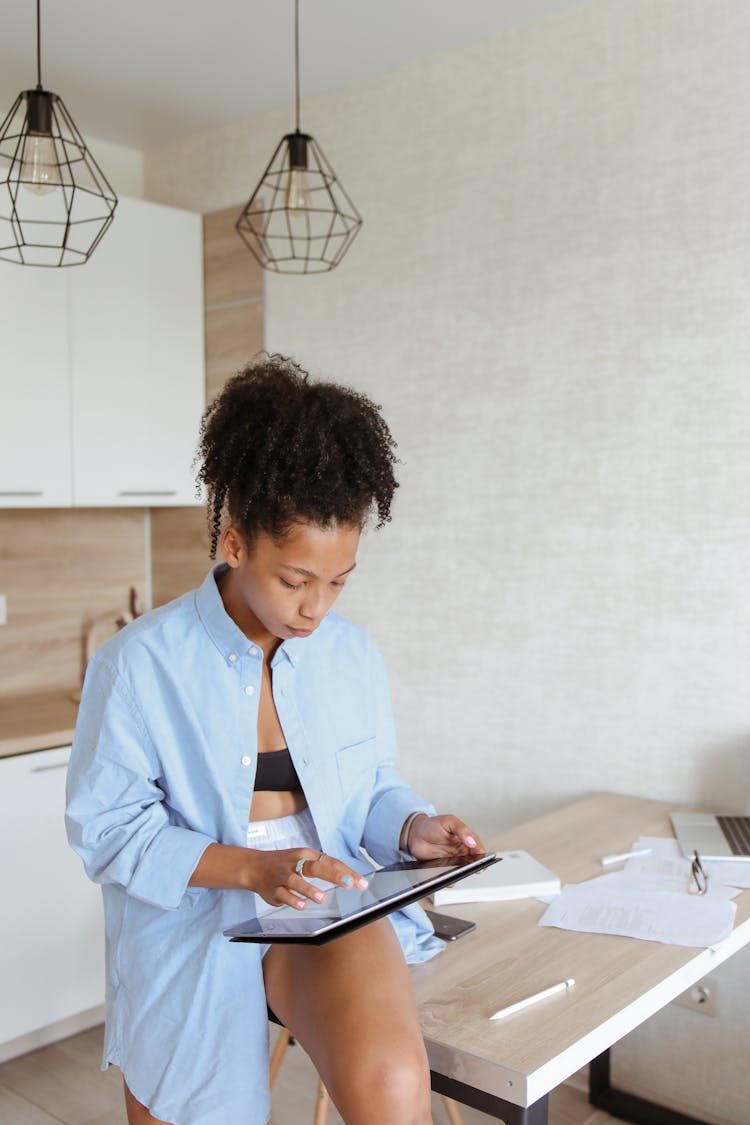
top-left (406, 813), bottom-right (486, 861)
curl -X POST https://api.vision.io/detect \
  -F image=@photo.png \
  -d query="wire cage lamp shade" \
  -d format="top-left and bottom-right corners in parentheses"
top-left (236, 129), bottom-right (362, 274)
top-left (236, 0), bottom-right (362, 274)
top-left (0, 0), bottom-right (117, 267)
top-left (0, 89), bottom-right (117, 267)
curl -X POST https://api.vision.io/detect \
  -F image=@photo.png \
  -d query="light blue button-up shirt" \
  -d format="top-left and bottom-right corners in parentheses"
top-left (65, 564), bottom-right (442, 1125)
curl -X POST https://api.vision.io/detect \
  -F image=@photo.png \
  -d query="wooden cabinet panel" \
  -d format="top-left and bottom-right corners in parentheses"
top-left (203, 206), bottom-right (263, 309)
top-left (204, 203), bottom-right (264, 405)
top-left (205, 301), bottom-right (264, 405)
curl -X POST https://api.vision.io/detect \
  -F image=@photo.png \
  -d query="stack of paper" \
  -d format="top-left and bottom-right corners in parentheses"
top-left (630, 835), bottom-right (750, 891)
top-left (432, 850), bottom-right (560, 906)
top-left (538, 838), bottom-right (740, 947)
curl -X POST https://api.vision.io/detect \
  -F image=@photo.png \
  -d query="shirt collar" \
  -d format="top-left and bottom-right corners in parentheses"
top-left (276, 635), bottom-right (307, 668)
top-left (196, 563), bottom-right (313, 667)
top-left (196, 563), bottom-right (259, 661)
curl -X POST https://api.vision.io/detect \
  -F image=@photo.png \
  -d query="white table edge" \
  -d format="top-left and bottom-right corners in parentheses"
top-left (426, 913), bottom-right (750, 1109)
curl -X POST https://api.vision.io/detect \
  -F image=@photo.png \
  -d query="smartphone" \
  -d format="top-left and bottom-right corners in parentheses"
top-left (425, 909), bottom-right (476, 941)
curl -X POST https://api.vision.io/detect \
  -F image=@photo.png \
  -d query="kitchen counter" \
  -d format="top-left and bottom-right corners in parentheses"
top-left (0, 692), bottom-right (79, 758)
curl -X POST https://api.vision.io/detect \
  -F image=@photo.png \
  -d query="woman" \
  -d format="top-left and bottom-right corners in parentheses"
top-left (66, 355), bottom-right (484, 1125)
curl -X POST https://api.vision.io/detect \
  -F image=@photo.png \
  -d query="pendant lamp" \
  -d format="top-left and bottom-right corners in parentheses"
top-left (0, 0), bottom-right (117, 267)
top-left (236, 0), bottom-right (362, 274)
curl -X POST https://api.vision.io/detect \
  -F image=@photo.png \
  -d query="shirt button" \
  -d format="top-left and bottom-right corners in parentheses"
top-left (244, 685), bottom-right (255, 696)
top-left (228, 653), bottom-right (237, 663)
top-left (241, 755), bottom-right (251, 766)
top-left (249, 647), bottom-right (259, 658)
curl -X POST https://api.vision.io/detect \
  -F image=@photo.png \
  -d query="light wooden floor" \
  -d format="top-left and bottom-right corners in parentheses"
top-left (0, 1024), bottom-right (619, 1124)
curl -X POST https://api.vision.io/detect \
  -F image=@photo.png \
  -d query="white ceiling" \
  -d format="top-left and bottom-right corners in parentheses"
top-left (1, 0), bottom-right (583, 151)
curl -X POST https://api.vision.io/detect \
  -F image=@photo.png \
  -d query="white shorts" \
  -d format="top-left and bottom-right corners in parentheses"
top-left (246, 806), bottom-right (323, 929)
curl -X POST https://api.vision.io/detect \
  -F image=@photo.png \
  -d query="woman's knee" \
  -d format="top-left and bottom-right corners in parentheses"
top-left (335, 1040), bottom-right (431, 1121)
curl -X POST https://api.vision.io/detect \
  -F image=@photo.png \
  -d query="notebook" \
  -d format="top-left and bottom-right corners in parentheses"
top-left (670, 812), bottom-right (750, 862)
top-left (223, 851), bottom-right (499, 945)
top-left (431, 850), bottom-right (560, 906)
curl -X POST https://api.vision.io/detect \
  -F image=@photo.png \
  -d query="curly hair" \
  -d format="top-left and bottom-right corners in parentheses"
top-left (196, 354), bottom-right (399, 557)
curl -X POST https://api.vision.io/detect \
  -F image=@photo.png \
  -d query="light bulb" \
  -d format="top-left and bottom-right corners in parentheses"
top-left (21, 132), bottom-right (60, 195)
top-left (286, 167), bottom-right (312, 210)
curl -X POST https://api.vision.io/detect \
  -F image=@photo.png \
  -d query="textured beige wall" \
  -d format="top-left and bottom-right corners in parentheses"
top-left (146, 3), bottom-right (750, 1118)
top-left (88, 136), bottom-right (144, 198)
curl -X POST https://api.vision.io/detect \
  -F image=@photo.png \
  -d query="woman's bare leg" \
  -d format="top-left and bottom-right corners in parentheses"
top-left (123, 1079), bottom-right (173, 1125)
top-left (263, 918), bottom-right (433, 1125)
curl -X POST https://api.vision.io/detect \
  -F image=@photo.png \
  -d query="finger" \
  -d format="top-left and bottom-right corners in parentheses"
top-left (274, 885), bottom-right (308, 910)
top-left (287, 848), bottom-right (329, 888)
top-left (444, 817), bottom-right (480, 850)
top-left (288, 874), bottom-right (328, 903)
top-left (308, 852), bottom-right (369, 890)
top-left (283, 850), bottom-right (329, 903)
top-left (293, 847), bottom-right (326, 872)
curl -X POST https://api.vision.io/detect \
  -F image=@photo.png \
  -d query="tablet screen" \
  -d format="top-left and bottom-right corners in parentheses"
top-left (223, 851), bottom-right (499, 945)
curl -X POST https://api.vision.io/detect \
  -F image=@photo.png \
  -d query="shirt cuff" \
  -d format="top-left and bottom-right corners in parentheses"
top-left (363, 788), bottom-right (435, 866)
top-left (127, 825), bottom-right (215, 910)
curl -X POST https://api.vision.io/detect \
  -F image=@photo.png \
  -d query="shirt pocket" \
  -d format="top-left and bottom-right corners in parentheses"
top-left (335, 736), bottom-right (379, 794)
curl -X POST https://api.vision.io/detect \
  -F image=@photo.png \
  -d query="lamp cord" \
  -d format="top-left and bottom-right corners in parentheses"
top-left (36, 0), bottom-right (42, 88)
top-left (294, 0), bottom-right (300, 132)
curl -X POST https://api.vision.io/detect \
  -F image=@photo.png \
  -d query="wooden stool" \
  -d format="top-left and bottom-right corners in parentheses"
top-left (269, 1024), bottom-right (331, 1125)
top-left (268, 1011), bottom-right (465, 1124)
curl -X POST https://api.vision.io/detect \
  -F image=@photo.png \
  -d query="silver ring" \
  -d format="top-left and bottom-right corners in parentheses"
top-left (294, 858), bottom-right (307, 877)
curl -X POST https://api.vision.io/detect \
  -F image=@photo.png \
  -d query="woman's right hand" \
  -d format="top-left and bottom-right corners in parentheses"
top-left (245, 847), bottom-right (369, 909)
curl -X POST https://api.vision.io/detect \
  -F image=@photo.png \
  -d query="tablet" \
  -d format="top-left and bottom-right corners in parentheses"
top-left (223, 851), bottom-right (499, 946)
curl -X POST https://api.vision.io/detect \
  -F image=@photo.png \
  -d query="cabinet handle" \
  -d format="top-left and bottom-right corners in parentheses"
top-left (117, 490), bottom-right (178, 497)
top-left (31, 760), bottom-right (70, 773)
top-left (0, 490), bottom-right (43, 497)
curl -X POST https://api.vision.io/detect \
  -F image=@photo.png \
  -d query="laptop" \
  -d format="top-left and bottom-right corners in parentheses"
top-left (223, 851), bottom-right (499, 945)
top-left (670, 812), bottom-right (750, 862)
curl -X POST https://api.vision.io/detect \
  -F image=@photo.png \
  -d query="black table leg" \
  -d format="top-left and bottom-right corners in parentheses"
top-left (431, 1071), bottom-right (549, 1124)
top-left (589, 1049), bottom-right (710, 1125)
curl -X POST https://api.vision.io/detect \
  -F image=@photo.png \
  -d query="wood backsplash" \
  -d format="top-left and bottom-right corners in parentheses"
top-left (0, 509), bottom-right (147, 699)
top-left (150, 507), bottom-right (212, 608)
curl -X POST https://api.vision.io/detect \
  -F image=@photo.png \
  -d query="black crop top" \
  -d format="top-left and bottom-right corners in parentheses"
top-left (253, 748), bottom-right (302, 792)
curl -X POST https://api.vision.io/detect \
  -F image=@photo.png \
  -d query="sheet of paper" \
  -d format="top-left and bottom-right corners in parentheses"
top-left (703, 860), bottom-right (750, 889)
top-left (538, 872), bottom-right (736, 946)
top-left (619, 842), bottom-right (737, 899)
top-left (606, 866), bottom-right (735, 901)
top-left (633, 835), bottom-right (750, 890)
top-left (630, 836), bottom-right (683, 858)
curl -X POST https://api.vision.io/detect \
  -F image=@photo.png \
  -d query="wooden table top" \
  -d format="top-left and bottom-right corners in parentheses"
top-left (411, 792), bottom-right (750, 1108)
top-left (0, 692), bottom-right (78, 759)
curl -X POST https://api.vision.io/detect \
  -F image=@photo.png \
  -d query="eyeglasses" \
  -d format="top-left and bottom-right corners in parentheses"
top-left (689, 850), bottom-right (709, 895)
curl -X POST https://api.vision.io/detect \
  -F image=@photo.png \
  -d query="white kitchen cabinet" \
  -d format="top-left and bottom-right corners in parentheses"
top-left (0, 746), bottom-right (105, 1051)
top-left (0, 195), bottom-right (204, 509)
top-left (70, 197), bottom-right (205, 506)
top-left (0, 263), bottom-right (72, 506)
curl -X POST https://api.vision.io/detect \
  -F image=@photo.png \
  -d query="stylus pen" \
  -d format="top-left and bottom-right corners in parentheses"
top-left (489, 978), bottom-right (575, 1021)
top-left (600, 847), bottom-right (652, 866)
